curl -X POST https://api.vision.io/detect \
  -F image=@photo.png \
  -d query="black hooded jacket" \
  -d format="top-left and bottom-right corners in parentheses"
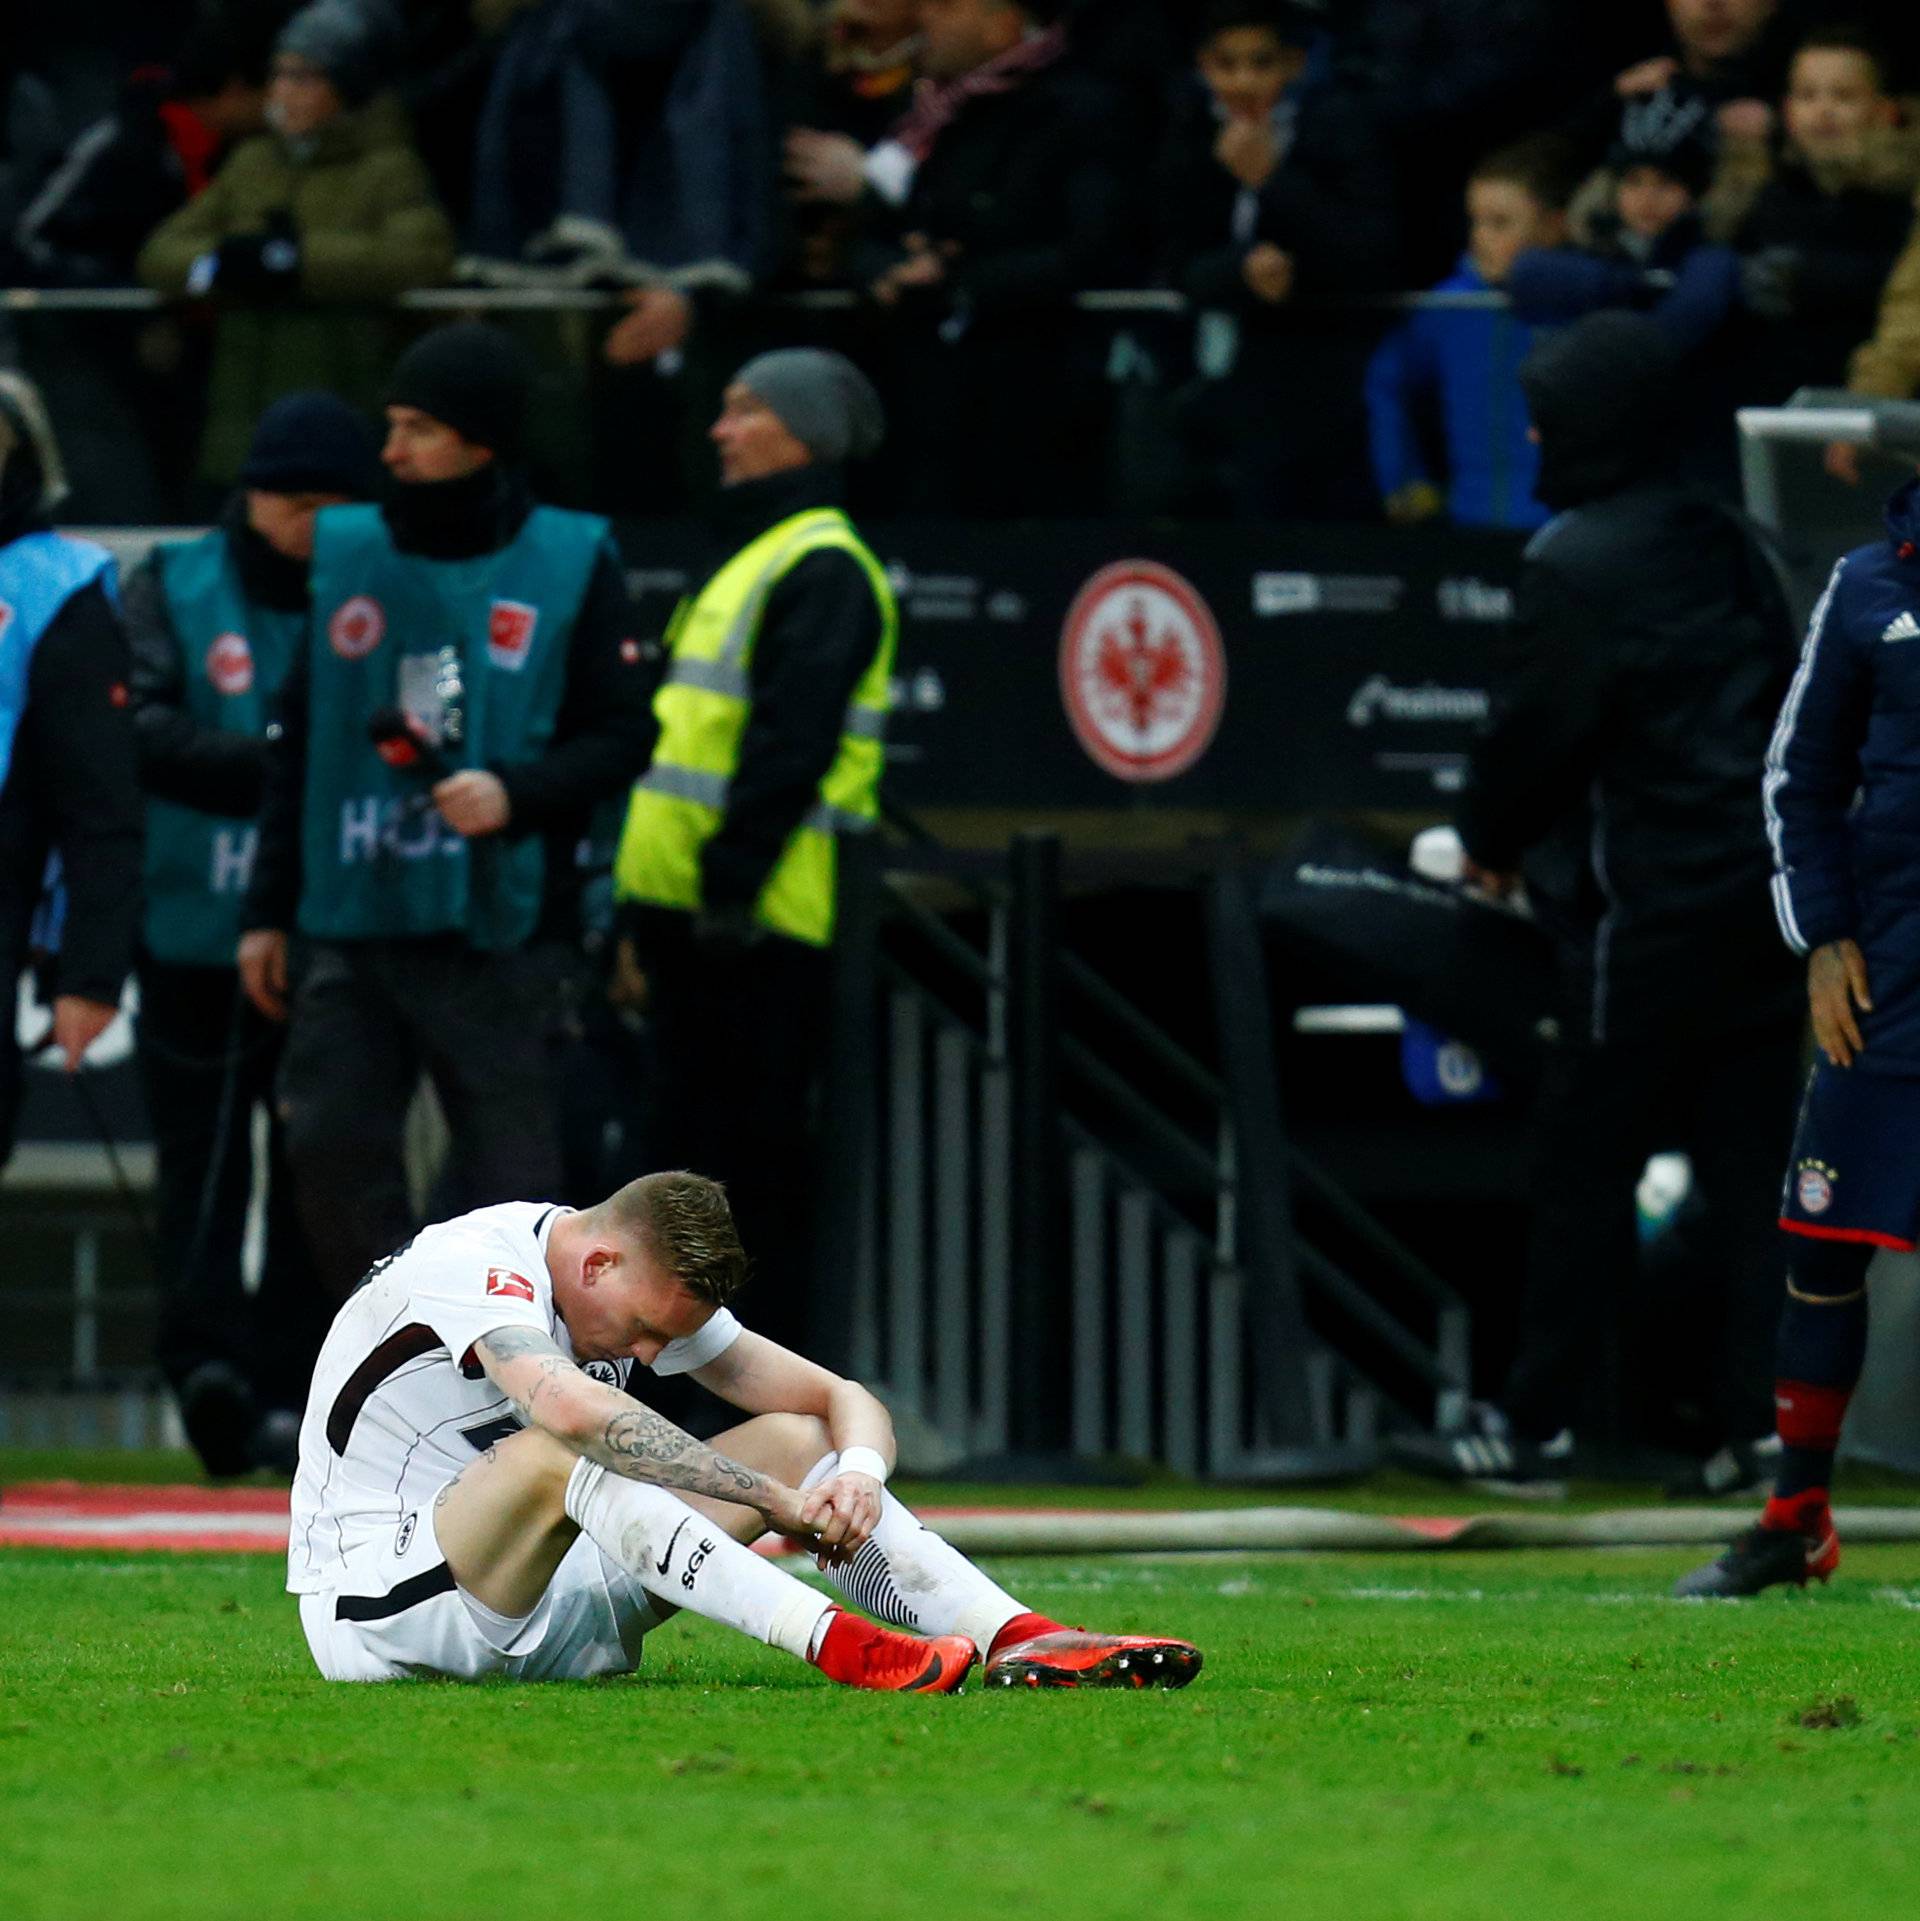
top-left (0, 511), bottom-right (141, 1011)
top-left (1457, 313), bottom-right (1801, 1045)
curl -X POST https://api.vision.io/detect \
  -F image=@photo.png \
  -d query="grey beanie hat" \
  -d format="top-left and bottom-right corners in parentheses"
top-left (733, 349), bottom-right (886, 464)
top-left (277, 0), bottom-right (395, 107)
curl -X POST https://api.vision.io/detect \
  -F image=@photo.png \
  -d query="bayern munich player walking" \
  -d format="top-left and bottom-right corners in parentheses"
top-left (291, 1170), bottom-right (1201, 1689)
top-left (1681, 475), bottom-right (1920, 1596)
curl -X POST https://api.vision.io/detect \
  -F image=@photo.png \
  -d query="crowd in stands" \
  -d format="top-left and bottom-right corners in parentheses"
top-left (10, 0), bottom-right (1920, 522)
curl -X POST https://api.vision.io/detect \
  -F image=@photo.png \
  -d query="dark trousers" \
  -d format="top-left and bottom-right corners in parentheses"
top-left (277, 939), bottom-right (564, 1301)
top-left (135, 959), bottom-right (328, 1412)
top-left (634, 908), bottom-right (829, 1356)
top-left (1501, 1015), bottom-right (1803, 1446)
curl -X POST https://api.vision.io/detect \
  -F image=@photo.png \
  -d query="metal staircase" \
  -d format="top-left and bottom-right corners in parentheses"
top-left (813, 827), bottom-right (1472, 1479)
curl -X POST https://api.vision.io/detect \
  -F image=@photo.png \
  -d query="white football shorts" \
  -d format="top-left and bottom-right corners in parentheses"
top-left (298, 1494), bottom-right (669, 1682)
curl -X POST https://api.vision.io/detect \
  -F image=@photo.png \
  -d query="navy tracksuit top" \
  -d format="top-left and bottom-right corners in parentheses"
top-left (1768, 476), bottom-right (1920, 1073)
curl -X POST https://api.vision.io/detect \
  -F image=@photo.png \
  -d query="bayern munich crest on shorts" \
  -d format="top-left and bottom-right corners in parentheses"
top-left (1059, 560), bottom-right (1226, 783)
top-left (329, 595), bottom-right (386, 660)
top-left (205, 632), bottom-right (254, 696)
top-left (1796, 1162), bottom-right (1834, 1214)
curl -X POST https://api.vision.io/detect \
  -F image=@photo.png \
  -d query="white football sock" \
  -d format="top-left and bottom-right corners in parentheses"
top-left (563, 1459), bottom-right (830, 1663)
top-left (802, 1451), bottom-right (1026, 1655)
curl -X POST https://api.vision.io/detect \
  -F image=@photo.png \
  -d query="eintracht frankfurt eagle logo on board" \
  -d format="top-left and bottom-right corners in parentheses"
top-left (1059, 561), bottom-right (1226, 782)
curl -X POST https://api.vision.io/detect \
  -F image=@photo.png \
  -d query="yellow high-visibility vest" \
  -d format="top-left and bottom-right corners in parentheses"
top-left (613, 505), bottom-right (896, 947)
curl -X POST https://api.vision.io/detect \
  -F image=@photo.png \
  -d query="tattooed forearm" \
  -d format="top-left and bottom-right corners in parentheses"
top-left (505, 1355), bottom-right (573, 1428)
top-left (591, 1406), bottom-right (769, 1506)
top-left (474, 1325), bottom-right (776, 1513)
top-left (475, 1328), bottom-right (584, 1427)
top-left (477, 1327), bottom-right (554, 1362)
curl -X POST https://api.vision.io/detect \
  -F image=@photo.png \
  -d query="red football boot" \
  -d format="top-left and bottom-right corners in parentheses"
top-left (810, 1610), bottom-right (976, 1693)
top-left (983, 1627), bottom-right (1204, 1691)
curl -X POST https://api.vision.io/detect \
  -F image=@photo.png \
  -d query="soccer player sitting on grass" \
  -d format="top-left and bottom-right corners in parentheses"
top-left (290, 1172), bottom-right (1202, 1690)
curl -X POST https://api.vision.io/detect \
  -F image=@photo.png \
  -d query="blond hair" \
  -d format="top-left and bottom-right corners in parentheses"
top-left (600, 1171), bottom-right (747, 1306)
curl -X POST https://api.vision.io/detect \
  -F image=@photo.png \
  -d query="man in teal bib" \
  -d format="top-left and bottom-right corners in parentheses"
top-left (612, 348), bottom-right (895, 1359)
top-left (126, 390), bottom-right (378, 1475)
top-left (240, 324), bottom-right (655, 1300)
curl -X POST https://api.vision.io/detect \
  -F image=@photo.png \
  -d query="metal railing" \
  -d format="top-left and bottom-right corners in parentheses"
top-left (0, 1148), bottom-right (179, 1449)
top-left (0, 284), bottom-right (1515, 315)
top-left (819, 825), bottom-right (1473, 1480)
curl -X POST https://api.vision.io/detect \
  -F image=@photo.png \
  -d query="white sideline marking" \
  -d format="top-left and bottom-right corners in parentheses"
top-left (0, 1512), bottom-right (289, 1539)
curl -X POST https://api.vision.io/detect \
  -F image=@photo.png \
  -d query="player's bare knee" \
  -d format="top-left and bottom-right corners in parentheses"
top-left (718, 1410), bottom-right (834, 1483)
top-left (511, 1423), bottom-right (584, 1486)
top-left (458, 1423), bottom-right (581, 1512)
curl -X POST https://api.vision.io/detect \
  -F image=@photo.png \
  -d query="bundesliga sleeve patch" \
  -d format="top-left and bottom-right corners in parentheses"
top-left (485, 1268), bottom-right (536, 1302)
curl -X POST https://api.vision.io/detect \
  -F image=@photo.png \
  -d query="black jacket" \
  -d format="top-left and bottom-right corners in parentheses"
top-left (125, 499), bottom-right (310, 821)
top-left (1562, 17), bottom-right (1800, 172)
top-left (1458, 314), bottom-right (1800, 1045)
top-left (11, 77), bottom-right (196, 288)
top-left (1734, 157), bottom-right (1914, 398)
top-left (245, 465), bottom-right (654, 937)
top-left (0, 532), bottom-right (142, 1006)
top-left (690, 464), bottom-right (886, 916)
top-left (852, 62), bottom-right (1133, 316)
top-left (1155, 78), bottom-right (1399, 308)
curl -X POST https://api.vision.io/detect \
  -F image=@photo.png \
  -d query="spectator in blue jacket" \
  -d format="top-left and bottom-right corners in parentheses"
top-left (1509, 93), bottom-right (1743, 358)
top-left (1365, 137), bottom-right (1575, 532)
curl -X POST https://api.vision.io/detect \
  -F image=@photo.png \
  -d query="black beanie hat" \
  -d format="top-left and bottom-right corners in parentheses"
top-left (239, 390), bottom-right (380, 496)
top-left (1607, 90), bottom-right (1717, 199)
top-left (385, 323), bottom-right (531, 459)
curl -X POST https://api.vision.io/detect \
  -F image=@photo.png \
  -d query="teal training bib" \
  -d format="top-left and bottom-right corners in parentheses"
top-left (142, 530), bottom-right (304, 967)
top-left (300, 502), bottom-right (607, 951)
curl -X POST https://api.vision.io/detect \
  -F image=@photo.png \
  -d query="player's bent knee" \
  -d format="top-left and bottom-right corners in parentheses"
top-left (715, 1410), bottom-right (834, 1482)
top-left (489, 1423), bottom-right (585, 1489)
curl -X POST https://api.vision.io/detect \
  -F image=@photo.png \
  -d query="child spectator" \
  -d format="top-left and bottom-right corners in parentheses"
top-left (1508, 94), bottom-right (1742, 357)
top-left (1365, 137), bottom-right (1575, 531)
top-left (1734, 28), bottom-right (1914, 401)
top-left (1510, 95), bottom-right (1746, 489)
top-left (1157, 0), bottom-right (1398, 519)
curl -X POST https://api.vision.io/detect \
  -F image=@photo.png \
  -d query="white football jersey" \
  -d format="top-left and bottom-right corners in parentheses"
top-left (288, 1202), bottom-right (742, 1594)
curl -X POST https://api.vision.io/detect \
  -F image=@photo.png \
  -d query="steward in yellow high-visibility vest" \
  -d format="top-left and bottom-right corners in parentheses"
top-left (612, 349), bottom-right (894, 1356)
top-left (614, 350), bottom-right (896, 950)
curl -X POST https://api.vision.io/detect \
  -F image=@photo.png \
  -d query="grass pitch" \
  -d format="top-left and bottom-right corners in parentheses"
top-left (7, 1542), bottom-right (1920, 1921)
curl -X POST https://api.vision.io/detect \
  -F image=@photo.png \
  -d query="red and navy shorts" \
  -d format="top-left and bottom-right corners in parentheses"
top-left (1779, 1062), bottom-right (1920, 1253)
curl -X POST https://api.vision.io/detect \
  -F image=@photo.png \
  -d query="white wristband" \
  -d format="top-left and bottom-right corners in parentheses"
top-left (837, 1446), bottom-right (890, 1484)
